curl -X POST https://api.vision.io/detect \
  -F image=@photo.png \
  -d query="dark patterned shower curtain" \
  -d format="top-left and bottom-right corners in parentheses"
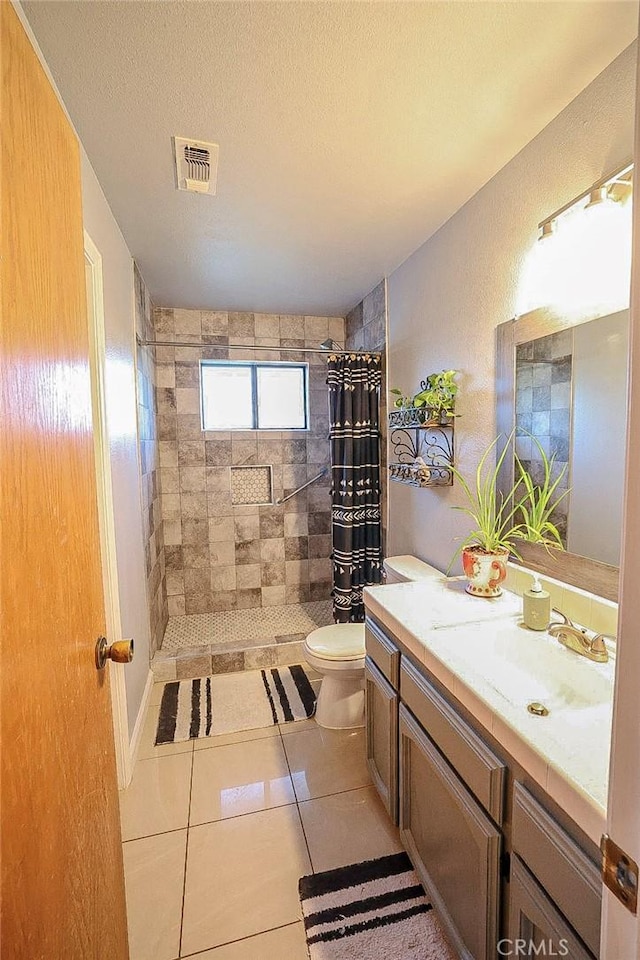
top-left (327, 353), bottom-right (383, 622)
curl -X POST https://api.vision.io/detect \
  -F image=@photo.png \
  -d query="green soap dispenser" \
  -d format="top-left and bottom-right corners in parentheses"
top-left (523, 573), bottom-right (550, 631)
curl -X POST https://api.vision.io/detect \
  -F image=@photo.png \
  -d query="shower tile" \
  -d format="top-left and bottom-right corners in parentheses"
top-left (164, 545), bottom-right (183, 571)
top-left (234, 515), bottom-right (260, 541)
top-left (157, 414), bottom-right (177, 441)
top-left (159, 440), bottom-right (178, 468)
top-left (262, 586), bottom-right (286, 606)
top-left (157, 387), bottom-right (176, 414)
top-left (176, 388), bottom-right (200, 415)
top-left (259, 514), bottom-right (284, 539)
top-left (175, 361), bottom-right (200, 388)
top-left (163, 521), bottom-right (183, 546)
top-left (182, 544), bottom-right (210, 569)
top-left (211, 651), bottom-right (245, 673)
top-left (211, 566), bottom-right (237, 592)
top-left (260, 538), bottom-right (285, 562)
top-left (208, 517), bottom-right (235, 542)
top-left (309, 558), bottom-right (331, 581)
top-left (182, 519), bottom-right (209, 544)
top-left (310, 581), bottom-right (332, 602)
top-left (201, 311), bottom-right (229, 337)
top-left (210, 591), bottom-right (237, 612)
top-left (205, 440), bottom-right (232, 466)
top-left (186, 595), bottom-right (213, 615)
top-left (209, 541), bottom-right (236, 566)
top-left (279, 315), bottom-right (305, 339)
top-left (184, 568), bottom-right (211, 597)
top-left (180, 466), bottom-right (206, 492)
top-left (174, 309), bottom-right (202, 337)
top-left (231, 440), bottom-right (258, 466)
top-left (285, 584), bottom-right (311, 604)
top-left (228, 312), bottom-right (255, 338)
top-left (284, 537), bottom-right (308, 561)
top-left (160, 466), bottom-right (180, 494)
top-left (235, 540), bottom-right (261, 564)
top-left (165, 572), bottom-right (184, 597)
top-left (177, 414), bottom-right (203, 439)
top-left (178, 440), bottom-right (205, 466)
top-left (205, 466), bottom-right (230, 491)
top-left (304, 316), bottom-right (329, 340)
top-left (161, 494), bottom-right (181, 522)
top-left (236, 588), bottom-right (262, 609)
top-left (176, 655), bottom-right (212, 680)
top-left (181, 494), bottom-right (208, 519)
top-left (244, 646), bottom-right (279, 670)
top-left (282, 439), bottom-right (307, 463)
top-left (329, 317), bottom-right (346, 342)
top-left (308, 535), bottom-right (331, 559)
top-left (285, 560), bottom-right (308, 584)
top-left (284, 513), bottom-right (308, 537)
top-left (261, 562), bottom-right (285, 586)
top-left (254, 313), bottom-right (281, 339)
top-left (236, 564), bottom-right (261, 589)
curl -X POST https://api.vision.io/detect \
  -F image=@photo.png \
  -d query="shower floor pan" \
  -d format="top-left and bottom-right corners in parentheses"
top-left (151, 599), bottom-right (334, 681)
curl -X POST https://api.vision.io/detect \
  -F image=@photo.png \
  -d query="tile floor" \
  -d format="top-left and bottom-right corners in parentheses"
top-left (121, 678), bottom-right (403, 959)
top-left (161, 601), bottom-right (334, 652)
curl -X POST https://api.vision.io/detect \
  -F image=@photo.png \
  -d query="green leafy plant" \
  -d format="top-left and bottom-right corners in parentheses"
top-left (448, 431), bottom-right (569, 572)
top-left (514, 435), bottom-right (570, 550)
top-left (390, 387), bottom-right (415, 409)
top-left (414, 370), bottom-right (459, 418)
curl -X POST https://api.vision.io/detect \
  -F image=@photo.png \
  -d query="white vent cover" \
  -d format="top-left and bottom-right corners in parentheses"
top-left (173, 137), bottom-right (219, 195)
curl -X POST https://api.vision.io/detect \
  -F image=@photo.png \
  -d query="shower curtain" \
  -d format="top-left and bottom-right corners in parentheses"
top-left (327, 353), bottom-right (383, 622)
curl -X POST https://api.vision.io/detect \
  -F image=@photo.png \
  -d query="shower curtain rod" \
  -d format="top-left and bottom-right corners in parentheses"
top-left (136, 335), bottom-right (382, 358)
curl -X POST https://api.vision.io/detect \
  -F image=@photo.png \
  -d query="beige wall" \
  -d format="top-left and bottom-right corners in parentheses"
top-left (81, 151), bottom-right (153, 736)
top-left (387, 42), bottom-right (636, 574)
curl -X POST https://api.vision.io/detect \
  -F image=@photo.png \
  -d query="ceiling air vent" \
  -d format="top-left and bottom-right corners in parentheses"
top-left (173, 137), bottom-right (219, 195)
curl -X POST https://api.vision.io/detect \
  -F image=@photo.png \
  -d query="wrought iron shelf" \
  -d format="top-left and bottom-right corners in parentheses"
top-left (388, 410), bottom-right (455, 488)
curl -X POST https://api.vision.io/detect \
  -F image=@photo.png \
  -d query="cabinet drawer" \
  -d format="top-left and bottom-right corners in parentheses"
top-left (400, 658), bottom-right (505, 823)
top-left (365, 618), bottom-right (400, 689)
top-left (512, 783), bottom-right (601, 957)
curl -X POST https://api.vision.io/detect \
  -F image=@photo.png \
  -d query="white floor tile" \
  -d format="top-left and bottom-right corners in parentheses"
top-left (181, 922), bottom-right (308, 959)
top-left (119, 752), bottom-right (193, 841)
top-left (123, 829), bottom-right (186, 960)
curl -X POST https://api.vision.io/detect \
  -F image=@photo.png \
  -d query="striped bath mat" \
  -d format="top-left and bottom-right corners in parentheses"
top-left (298, 852), bottom-right (455, 959)
top-left (155, 664), bottom-right (316, 744)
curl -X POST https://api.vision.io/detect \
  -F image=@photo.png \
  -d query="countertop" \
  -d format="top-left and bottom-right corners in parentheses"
top-left (364, 577), bottom-right (614, 846)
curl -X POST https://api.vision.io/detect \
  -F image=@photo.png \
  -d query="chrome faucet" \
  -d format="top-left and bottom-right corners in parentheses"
top-left (547, 610), bottom-right (610, 663)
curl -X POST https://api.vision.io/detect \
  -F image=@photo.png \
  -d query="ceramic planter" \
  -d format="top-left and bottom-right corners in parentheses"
top-left (462, 546), bottom-right (509, 598)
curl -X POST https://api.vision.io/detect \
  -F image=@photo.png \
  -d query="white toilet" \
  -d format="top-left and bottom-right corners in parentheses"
top-left (304, 556), bottom-right (443, 729)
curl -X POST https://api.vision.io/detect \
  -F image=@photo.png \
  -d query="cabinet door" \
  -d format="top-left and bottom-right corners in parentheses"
top-left (508, 856), bottom-right (595, 960)
top-left (365, 656), bottom-right (398, 823)
top-left (399, 706), bottom-right (501, 960)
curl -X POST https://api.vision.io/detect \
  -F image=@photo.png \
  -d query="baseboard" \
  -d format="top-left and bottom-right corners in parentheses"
top-left (129, 668), bottom-right (154, 771)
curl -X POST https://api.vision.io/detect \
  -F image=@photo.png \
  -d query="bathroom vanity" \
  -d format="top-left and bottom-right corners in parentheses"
top-left (363, 577), bottom-right (613, 960)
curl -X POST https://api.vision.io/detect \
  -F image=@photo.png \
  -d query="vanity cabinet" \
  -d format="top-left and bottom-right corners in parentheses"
top-left (363, 613), bottom-right (603, 960)
top-left (364, 619), bottom-right (400, 823)
top-left (399, 706), bottom-right (502, 960)
top-left (364, 658), bottom-right (398, 822)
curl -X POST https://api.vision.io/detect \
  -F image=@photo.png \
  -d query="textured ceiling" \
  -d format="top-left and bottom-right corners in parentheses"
top-left (23, 1), bottom-right (638, 315)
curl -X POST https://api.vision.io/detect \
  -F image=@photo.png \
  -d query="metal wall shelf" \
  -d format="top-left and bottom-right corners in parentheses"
top-left (388, 409), bottom-right (455, 487)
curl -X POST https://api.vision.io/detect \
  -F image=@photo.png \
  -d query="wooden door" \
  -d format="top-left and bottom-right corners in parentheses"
top-left (1, 6), bottom-right (129, 958)
top-left (364, 656), bottom-right (398, 822)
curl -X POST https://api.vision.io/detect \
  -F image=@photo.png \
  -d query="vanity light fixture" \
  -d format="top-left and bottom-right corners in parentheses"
top-left (537, 159), bottom-right (633, 239)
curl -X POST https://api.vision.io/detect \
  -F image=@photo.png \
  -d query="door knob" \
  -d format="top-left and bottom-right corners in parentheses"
top-left (95, 636), bottom-right (134, 670)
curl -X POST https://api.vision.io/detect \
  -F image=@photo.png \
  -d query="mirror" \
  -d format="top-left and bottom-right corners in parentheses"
top-left (497, 307), bottom-right (630, 601)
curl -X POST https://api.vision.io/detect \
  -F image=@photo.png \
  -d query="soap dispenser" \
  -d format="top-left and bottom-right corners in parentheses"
top-left (523, 574), bottom-right (550, 631)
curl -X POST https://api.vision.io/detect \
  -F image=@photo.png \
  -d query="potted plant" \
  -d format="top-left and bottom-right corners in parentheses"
top-left (449, 432), bottom-right (567, 597)
top-left (414, 370), bottom-right (459, 424)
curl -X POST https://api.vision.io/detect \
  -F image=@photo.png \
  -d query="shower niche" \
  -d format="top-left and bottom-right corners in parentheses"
top-left (388, 409), bottom-right (455, 487)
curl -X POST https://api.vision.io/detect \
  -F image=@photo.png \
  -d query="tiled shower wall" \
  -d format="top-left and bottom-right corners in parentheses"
top-left (153, 309), bottom-right (345, 616)
top-left (134, 264), bottom-right (168, 657)
top-left (345, 279), bottom-right (388, 550)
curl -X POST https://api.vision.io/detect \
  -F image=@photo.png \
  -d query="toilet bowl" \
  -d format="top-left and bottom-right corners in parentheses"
top-left (304, 623), bottom-right (366, 729)
top-left (304, 558), bottom-right (443, 729)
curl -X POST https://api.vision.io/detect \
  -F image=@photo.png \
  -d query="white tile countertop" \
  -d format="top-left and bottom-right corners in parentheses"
top-left (364, 577), bottom-right (615, 846)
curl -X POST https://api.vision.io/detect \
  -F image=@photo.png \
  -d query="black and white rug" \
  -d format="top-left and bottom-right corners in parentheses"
top-left (298, 852), bottom-right (455, 960)
top-left (155, 664), bottom-right (316, 745)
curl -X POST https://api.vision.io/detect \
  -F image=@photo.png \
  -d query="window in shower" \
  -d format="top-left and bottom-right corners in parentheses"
top-left (200, 360), bottom-right (309, 431)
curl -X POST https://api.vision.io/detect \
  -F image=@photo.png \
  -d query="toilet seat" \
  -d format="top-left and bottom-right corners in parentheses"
top-left (304, 623), bottom-right (365, 662)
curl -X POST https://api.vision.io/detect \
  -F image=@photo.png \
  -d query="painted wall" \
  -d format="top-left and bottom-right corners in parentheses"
top-left (81, 151), bottom-right (152, 736)
top-left (154, 309), bottom-right (345, 615)
top-left (387, 42), bottom-right (637, 574)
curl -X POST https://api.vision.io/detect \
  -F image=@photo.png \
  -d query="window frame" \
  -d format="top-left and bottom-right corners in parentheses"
top-left (199, 359), bottom-right (310, 432)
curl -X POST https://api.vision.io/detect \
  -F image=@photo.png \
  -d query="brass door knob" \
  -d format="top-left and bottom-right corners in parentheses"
top-left (95, 636), bottom-right (134, 670)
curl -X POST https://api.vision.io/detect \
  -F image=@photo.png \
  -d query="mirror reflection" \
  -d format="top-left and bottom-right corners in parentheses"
top-left (514, 309), bottom-right (629, 567)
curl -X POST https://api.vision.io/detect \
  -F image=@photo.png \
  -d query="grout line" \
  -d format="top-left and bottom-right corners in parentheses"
top-left (278, 725), bottom-right (315, 873)
top-left (178, 920), bottom-right (304, 959)
top-left (122, 825), bottom-right (188, 844)
top-left (178, 747), bottom-right (195, 957)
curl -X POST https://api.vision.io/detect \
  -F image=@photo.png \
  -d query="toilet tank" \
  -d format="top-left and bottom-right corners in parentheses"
top-left (383, 555), bottom-right (443, 583)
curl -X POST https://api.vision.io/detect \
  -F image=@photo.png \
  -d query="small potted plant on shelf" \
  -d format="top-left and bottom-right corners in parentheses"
top-left (449, 432), bottom-right (567, 597)
top-left (390, 370), bottom-right (459, 426)
top-left (414, 370), bottom-right (459, 424)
